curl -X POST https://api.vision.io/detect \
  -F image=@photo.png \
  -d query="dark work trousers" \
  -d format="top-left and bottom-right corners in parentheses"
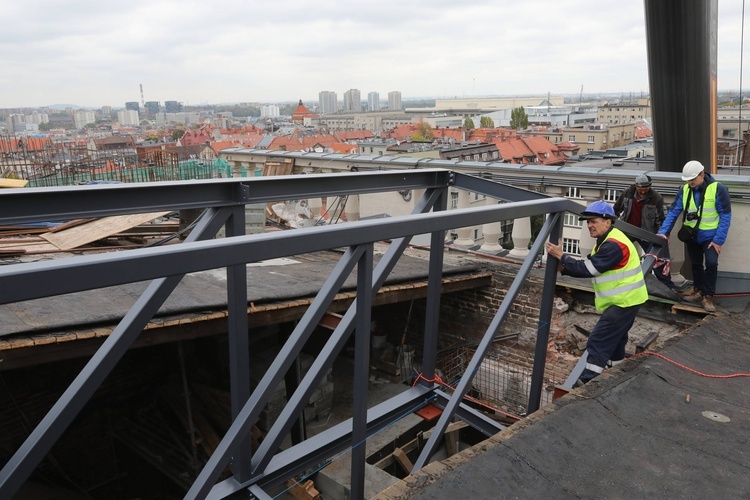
top-left (580, 304), bottom-right (641, 383)
top-left (686, 239), bottom-right (720, 296)
top-left (637, 238), bottom-right (675, 289)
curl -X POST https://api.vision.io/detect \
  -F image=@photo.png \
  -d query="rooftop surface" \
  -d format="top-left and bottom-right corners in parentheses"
top-left (377, 302), bottom-right (750, 498)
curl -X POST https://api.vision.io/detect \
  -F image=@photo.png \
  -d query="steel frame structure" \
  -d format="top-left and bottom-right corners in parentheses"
top-left (0, 169), bottom-right (663, 499)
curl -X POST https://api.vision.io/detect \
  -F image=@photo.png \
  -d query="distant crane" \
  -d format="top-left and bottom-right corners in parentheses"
top-left (140, 84), bottom-right (145, 108)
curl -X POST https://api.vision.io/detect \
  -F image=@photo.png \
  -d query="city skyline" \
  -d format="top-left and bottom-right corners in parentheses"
top-left (2, 1), bottom-right (747, 108)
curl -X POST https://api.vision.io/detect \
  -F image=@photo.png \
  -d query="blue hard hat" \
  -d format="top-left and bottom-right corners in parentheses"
top-left (579, 200), bottom-right (615, 221)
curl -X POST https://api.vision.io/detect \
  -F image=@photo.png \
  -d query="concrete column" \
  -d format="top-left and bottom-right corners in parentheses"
top-left (345, 194), bottom-right (360, 222)
top-left (508, 217), bottom-right (531, 258)
top-left (452, 189), bottom-right (475, 247)
top-left (308, 197), bottom-right (323, 221)
top-left (230, 161), bottom-right (245, 178)
top-left (479, 198), bottom-right (503, 254)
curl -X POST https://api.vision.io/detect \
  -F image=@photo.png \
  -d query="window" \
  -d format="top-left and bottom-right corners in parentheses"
top-left (474, 229), bottom-right (479, 239)
top-left (566, 187), bottom-right (581, 198)
top-left (450, 191), bottom-right (459, 209)
top-left (587, 135), bottom-right (595, 143)
top-left (482, 152), bottom-right (487, 160)
top-left (562, 238), bottom-right (581, 255)
top-left (492, 151), bottom-right (499, 158)
top-left (568, 135), bottom-right (576, 142)
top-left (604, 189), bottom-right (620, 202)
top-left (564, 213), bottom-right (583, 227)
top-left (474, 154), bottom-right (480, 160)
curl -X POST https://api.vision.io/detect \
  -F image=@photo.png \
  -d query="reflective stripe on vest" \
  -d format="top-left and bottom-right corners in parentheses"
top-left (590, 227), bottom-right (648, 311)
top-left (683, 182), bottom-right (719, 230)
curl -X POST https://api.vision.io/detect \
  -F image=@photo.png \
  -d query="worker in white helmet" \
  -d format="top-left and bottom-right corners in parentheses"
top-left (657, 160), bottom-right (732, 312)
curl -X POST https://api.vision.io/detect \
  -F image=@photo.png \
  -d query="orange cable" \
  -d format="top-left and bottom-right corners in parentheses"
top-left (633, 351), bottom-right (750, 379)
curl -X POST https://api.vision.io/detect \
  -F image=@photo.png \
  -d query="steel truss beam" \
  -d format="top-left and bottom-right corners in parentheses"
top-left (0, 172), bottom-right (600, 500)
top-left (0, 169), bottom-right (452, 225)
top-left (411, 212), bottom-right (562, 471)
top-left (0, 207), bottom-right (231, 499)
top-left (0, 197), bottom-right (577, 305)
top-left (186, 189), bottom-right (445, 499)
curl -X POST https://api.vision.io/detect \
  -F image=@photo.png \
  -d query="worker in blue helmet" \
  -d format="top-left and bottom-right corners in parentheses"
top-left (546, 200), bottom-right (648, 386)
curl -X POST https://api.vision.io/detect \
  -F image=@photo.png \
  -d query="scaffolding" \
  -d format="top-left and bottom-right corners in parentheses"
top-left (0, 135), bottom-right (231, 187)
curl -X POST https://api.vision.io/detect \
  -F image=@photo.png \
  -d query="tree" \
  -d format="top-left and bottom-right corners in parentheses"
top-left (509, 107), bottom-right (529, 130)
top-left (411, 122), bottom-right (434, 141)
top-left (171, 129), bottom-right (185, 141)
top-left (463, 117), bottom-right (475, 129)
top-left (480, 116), bottom-right (495, 128)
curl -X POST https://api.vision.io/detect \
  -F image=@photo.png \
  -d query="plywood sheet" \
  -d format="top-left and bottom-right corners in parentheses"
top-left (0, 178), bottom-right (29, 188)
top-left (40, 212), bottom-right (170, 250)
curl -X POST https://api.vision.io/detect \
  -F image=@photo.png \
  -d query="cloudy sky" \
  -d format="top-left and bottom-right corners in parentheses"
top-left (2, 0), bottom-right (747, 108)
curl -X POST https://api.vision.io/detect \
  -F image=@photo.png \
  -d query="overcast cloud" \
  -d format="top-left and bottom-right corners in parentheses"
top-left (1, 0), bottom-right (747, 108)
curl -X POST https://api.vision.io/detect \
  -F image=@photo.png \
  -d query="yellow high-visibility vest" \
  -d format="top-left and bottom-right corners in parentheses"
top-left (590, 228), bottom-right (648, 311)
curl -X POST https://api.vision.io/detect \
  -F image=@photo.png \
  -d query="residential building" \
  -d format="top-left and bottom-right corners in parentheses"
top-left (318, 91), bottom-right (337, 115)
top-left (8, 114), bottom-right (25, 134)
top-left (439, 143), bottom-right (501, 162)
top-left (74, 110), bottom-right (96, 129)
top-left (562, 122), bottom-right (637, 153)
top-left (368, 92), bottom-right (380, 112)
top-left (125, 101), bottom-right (140, 112)
top-left (117, 109), bottom-right (140, 127)
top-left (318, 111), bottom-right (412, 133)
top-left (261, 104), bottom-right (280, 118)
top-left (388, 91), bottom-right (402, 111)
top-left (597, 99), bottom-right (651, 124)
top-left (343, 89), bottom-right (361, 113)
top-left (101, 106), bottom-right (112, 116)
top-left (26, 111), bottom-right (49, 125)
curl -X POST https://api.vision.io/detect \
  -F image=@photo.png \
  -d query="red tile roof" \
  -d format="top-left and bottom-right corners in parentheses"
top-left (292, 100), bottom-right (312, 122)
top-left (492, 136), bottom-right (566, 165)
top-left (0, 136), bottom-right (53, 153)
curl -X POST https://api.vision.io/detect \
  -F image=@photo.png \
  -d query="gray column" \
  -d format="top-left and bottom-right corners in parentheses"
top-left (508, 217), bottom-right (531, 258)
top-left (452, 189), bottom-right (475, 247)
top-left (479, 198), bottom-right (503, 254)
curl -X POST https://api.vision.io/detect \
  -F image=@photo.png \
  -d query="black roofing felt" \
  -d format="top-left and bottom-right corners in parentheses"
top-left (1, 251), bottom-right (479, 337)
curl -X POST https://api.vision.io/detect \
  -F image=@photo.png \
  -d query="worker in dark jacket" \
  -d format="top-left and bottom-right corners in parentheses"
top-left (658, 160), bottom-right (732, 312)
top-left (613, 173), bottom-right (674, 289)
top-left (546, 201), bottom-right (648, 385)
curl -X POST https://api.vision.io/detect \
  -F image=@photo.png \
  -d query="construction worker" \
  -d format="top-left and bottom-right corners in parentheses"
top-left (613, 173), bottom-right (674, 289)
top-left (546, 201), bottom-right (648, 385)
top-left (657, 160), bottom-right (732, 312)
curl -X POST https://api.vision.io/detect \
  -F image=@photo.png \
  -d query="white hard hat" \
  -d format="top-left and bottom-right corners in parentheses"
top-left (682, 160), bottom-right (704, 181)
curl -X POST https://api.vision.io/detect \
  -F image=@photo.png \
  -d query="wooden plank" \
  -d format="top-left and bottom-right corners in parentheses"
top-left (393, 447), bottom-right (414, 474)
top-left (671, 302), bottom-right (720, 316)
top-left (48, 218), bottom-right (96, 233)
top-left (40, 212), bottom-right (170, 250)
top-left (286, 479), bottom-right (320, 500)
top-left (0, 178), bottom-right (29, 188)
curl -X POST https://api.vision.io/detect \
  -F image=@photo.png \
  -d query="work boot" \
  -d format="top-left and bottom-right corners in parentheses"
top-left (702, 295), bottom-right (716, 312)
top-left (682, 289), bottom-right (702, 303)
